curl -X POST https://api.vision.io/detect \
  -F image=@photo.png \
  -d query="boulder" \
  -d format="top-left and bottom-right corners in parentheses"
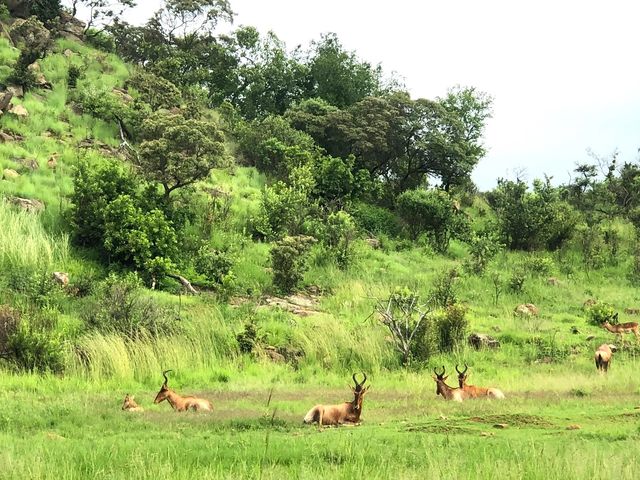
top-left (264, 346), bottom-right (285, 363)
top-left (112, 88), bottom-right (134, 103)
top-left (63, 49), bottom-right (75, 58)
top-left (52, 272), bottom-right (69, 286)
top-left (47, 155), bottom-right (58, 169)
top-left (547, 277), bottom-right (561, 286)
top-left (624, 307), bottom-right (640, 315)
top-left (5, 0), bottom-right (30, 18)
top-left (9, 104), bottom-right (28, 117)
top-left (2, 168), bottom-right (20, 179)
top-left (27, 63), bottom-right (52, 90)
top-left (6, 85), bottom-right (24, 98)
top-left (7, 196), bottom-right (44, 212)
top-left (9, 17), bottom-right (51, 51)
top-left (514, 303), bottom-right (539, 316)
top-left (0, 91), bottom-right (13, 112)
top-left (365, 237), bottom-right (381, 249)
top-left (14, 157), bottom-right (39, 171)
top-left (59, 11), bottom-right (86, 39)
top-left (468, 332), bottom-right (500, 350)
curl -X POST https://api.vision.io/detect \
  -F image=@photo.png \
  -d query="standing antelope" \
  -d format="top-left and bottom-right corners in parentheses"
top-left (594, 344), bottom-right (613, 372)
top-left (121, 394), bottom-right (144, 412)
top-left (602, 313), bottom-right (640, 344)
top-left (432, 366), bottom-right (466, 402)
top-left (154, 370), bottom-right (213, 412)
top-left (303, 373), bottom-right (369, 426)
top-left (455, 364), bottom-right (505, 399)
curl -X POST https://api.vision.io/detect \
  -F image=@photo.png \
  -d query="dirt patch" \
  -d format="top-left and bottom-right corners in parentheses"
top-left (468, 414), bottom-right (553, 428)
top-left (405, 422), bottom-right (477, 435)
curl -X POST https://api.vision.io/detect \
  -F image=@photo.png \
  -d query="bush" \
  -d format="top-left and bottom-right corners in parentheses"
top-left (194, 246), bottom-right (235, 287)
top-left (523, 255), bottom-right (555, 277)
top-left (508, 270), bottom-right (526, 293)
top-left (67, 64), bottom-right (83, 89)
top-left (576, 225), bottom-right (606, 270)
top-left (586, 302), bottom-right (615, 326)
top-left (430, 268), bottom-right (459, 308)
top-left (5, 319), bottom-right (65, 373)
top-left (464, 230), bottom-right (503, 275)
top-left (29, 0), bottom-right (62, 24)
top-left (435, 303), bottom-right (468, 353)
top-left (271, 235), bottom-right (316, 294)
top-left (236, 319), bottom-right (259, 354)
top-left (81, 273), bottom-right (177, 338)
top-left (349, 202), bottom-right (401, 237)
top-left (322, 211), bottom-right (358, 269)
top-left (7, 269), bottom-right (65, 309)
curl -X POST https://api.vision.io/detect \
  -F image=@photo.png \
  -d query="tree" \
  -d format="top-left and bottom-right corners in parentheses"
top-left (137, 112), bottom-right (227, 200)
top-left (69, 0), bottom-right (136, 35)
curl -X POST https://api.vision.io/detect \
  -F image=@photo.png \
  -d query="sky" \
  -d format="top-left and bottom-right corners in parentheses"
top-left (71, 0), bottom-right (640, 190)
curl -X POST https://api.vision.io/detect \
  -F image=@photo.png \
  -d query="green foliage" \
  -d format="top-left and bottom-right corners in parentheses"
top-left (270, 235), bottom-right (316, 294)
top-left (125, 69), bottom-right (181, 110)
top-left (103, 195), bottom-right (178, 277)
top-left (137, 112), bottom-right (227, 199)
top-left (508, 270), bottom-right (527, 293)
top-left (322, 210), bottom-right (358, 270)
top-left (349, 202), bottom-right (401, 237)
top-left (628, 237), bottom-right (640, 286)
top-left (430, 268), bottom-right (459, 308)
top-left (7, 15), bottom-right (51, 90)
top-left (576, 225), bottom-right (606, 270)
top-left (0, 4), bottom-right (9, 20)
top-left (66, 63), bottom-right (83, 89)
top-left (488, 178), bottom-right (579, 250)
top-left (236, 318), bottom-right (259, 354)
top-left (194, 246), bottom-right (234, 287)
top-left (81, 273), bottom-right (177, 337)
top-left (523, 254), bottom-right (555, 277)
top-left (435, 303), bottom-right (468, 353)
top-left (29, 0), bottom-right (61, 24)
top-left (397, 189), bottom-right (465, 252)
top-left (464, 230), bottom-right (503, 275)
top-left (586, 302), bottom-right (615, 326)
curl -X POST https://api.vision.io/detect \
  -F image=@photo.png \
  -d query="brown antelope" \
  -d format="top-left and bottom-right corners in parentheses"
top-left (594, 344), bottom-right (613, 372)
top-left (602, 313), bottom-right (640, 344)
top-left (153, 370), bottom-right (213, 412)
top-left (303, 373), bottom-right (369, 426)
top-left (455, 364), bottom-right (505, 399)
top-left (432, 366), bottom-right (465, 402)
top-left (121, 394), bottom-right (144, 412)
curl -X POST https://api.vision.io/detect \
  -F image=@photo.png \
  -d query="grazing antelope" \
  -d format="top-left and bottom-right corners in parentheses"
top-left (602, 313), bottom-right (640, 344)
top-left (121, 394), bottom-right (144, 412)
top-left (432, 366), bottom-right (465, 402)
top-left (455, 364), bottom-right (505, 399)
top-left (303, 373), bottom-right (369, 426)
top-left (594, 344), bottom-right (613, 372)
top-left (153, 370), bottom-right (213, 412)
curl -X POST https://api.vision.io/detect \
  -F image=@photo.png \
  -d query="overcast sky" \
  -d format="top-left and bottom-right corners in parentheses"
top-left (72, 0), bottom-right (640, 190)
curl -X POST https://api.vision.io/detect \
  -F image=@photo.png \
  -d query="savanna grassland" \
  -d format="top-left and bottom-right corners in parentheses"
top-left (2, 3), bottom-right (640, 479)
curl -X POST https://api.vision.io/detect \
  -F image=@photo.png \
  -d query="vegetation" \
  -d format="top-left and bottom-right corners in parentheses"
top-left (1, 2), bottom-right (640, 477)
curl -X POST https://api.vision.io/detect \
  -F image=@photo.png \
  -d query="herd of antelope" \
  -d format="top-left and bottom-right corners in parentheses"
top-left (122, 311), bottom-right (639, 425)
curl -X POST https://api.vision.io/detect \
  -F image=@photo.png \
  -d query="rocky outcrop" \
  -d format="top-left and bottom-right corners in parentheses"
top-left (468, 332), bottom-right (501, 350)
top-left (6, 196), bottom-right (45, 212)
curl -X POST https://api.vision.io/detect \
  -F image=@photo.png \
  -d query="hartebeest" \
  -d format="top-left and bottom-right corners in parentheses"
top-left (594, 344), bottom-right (613, 372)
top-left (432, 366), bottom-right (465, 402)
top-left (455, 364), bottom-right (505, 399)
top-left (121, 394), bottom-right (144, 412)
top-left (153, 370), bottom-right (213, 412)
top-left (602, 313), bottom-right (640, 344)
top-left (303, 373), bottom-right (369, 426)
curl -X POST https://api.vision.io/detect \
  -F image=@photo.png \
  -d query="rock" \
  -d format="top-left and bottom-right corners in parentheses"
top-left (52, 272), bottom-right (69, 286)
top-left (468, 332), bottom-right (500, 350)
top-left (365, 238), bottom-right (381, 249)
top-left (514, 303), bottom-right (539, 316)
top-left (14, 157), bottom-right (39, 171)
top-left (3, 168), bottom-right (20, 179)
top-left (9, 104), bottom-right (28, 117)
top-left (583, 298), bottom-right (597, 309)
top-left (0, 131), bottom-right (16, 143)
top-left (493, 423), bottom-right (508, 429)
top-left (9, 17), bottom-right (51, 51)
top-left (47, 155), bottom-right (58, 169)
top-left (264, 346), bottom-right (285, 363)
top-left (624, 307), bottom-right (640, 315)
top-left (570, 326), bottom-right (580, 334)
top-left (63, 49), bottom-right (75, 58)
top-left (27, 63), bottom-right (52, 90)
top-left (59, 11), bottom-right (86, 38)
top-left (112, 88), bottom-right (134, 103)
top-left (479, 432), bottom-right (494, 437)
top-left (6, 85), bottom-right (24, 98)
top-left (6, 0), bottom-right (30, 18)
top-left (547, 277), bottom-right (561, 286)
top-left (585, 335), bottom-right (595, 341)
top-left (7, 196), bottom-right (44, 213)
top-left (0, 91), bottom-right (13, 112)
top-left (566, 424), bottom-right (581, 430)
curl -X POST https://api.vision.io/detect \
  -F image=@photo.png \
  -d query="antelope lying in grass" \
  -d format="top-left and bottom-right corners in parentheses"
top-left (602, 313), bottom-right (640, 344)
top-left (432, 366), bottom-right (465, 402)
top-left (121, 394), bottom-right (144, 412)
top-left (154, 370), bottom-right (213, 412)
top-left (303, 373), bottom-right (369, 426)
top-left (455, 364), bottom-right (505, 399)
top-left (594, 344), bottom-right (613, 372)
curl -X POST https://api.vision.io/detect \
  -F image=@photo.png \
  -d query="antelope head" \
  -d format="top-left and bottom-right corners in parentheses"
top-left (432, 366), bottom-right (449, 397)
top-left (455, 364), bottom-right (469, 387)
top-left (122, 393), bottom-right (137, 410)
top-left (154, 369), bottom-right (172, 404)
top-left (350, 372), bottom-right (369, 411)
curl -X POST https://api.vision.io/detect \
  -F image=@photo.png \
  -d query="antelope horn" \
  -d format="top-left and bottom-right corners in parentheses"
top-left (361, 372), bottom-right (367, 385)
top-left (162, 369), bottom-right (172, 386)
top-left (433, 366), bottom-right (445, 376)
top-left (463, 363), bottom-right (469, 374)
top-left (352, 373), bottom-right (359, 386)
top-left (455, 364), bottom-right (462, 374)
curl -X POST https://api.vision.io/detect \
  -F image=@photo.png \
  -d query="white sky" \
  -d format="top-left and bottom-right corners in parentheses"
top-left (73, 0), bottom-right (640, 190)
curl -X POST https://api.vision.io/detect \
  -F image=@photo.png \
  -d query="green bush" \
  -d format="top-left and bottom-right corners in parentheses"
top-left (349, 202), bottom-right (401, 237)
top-left (271, 235), bottom-right (316, 294)
top-left (29, 0), bottom-right (62, 24)
top-left (586, 302), bottom-right (615, 326)
top-left (194, 246), bottom-right (235, 287)
top-left (81, 273), bottom-right (177, 338)
top-left (435, 303), bottom-right (468, 353)
top-left (523, 255), bottom-right (555, 277)
top-left (464, 230), bottom-right (503, 275)
top-left (322, 211), bottom-right (358, 269)
top-left (67, 64), bottom-right (83, 89)
top-left (430, 268), bottom-right (459, 308)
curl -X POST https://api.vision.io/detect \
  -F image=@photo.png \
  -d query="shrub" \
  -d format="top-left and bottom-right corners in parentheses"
top-left (576, 225), bottom-right (606, 270)
top-left (586, 302), bottom-right (615, 326)
top-left (349, 201), bottom-right (401, 237)
top-left (322, 211), bottom-right (358, 269)
top-left (523, 255), bottom-right (555, 277)
top-left (194, 246), bottom-right (234, 286)
top-left (29, 0), bottom-right (62, 24)
top-left (125, 70), bottom-right (181, 110)
top-left (435, 303), bottom-right (469, 353)
top-left (271, 235), bottom-right (316, 294)
top-left (67, 64), bottom-right (83, 89)
top-left (81, 273), bottom-right (177, 338)
top-left (629, 238), bottom-right (640, 286)
top-left (5, 319), bottom-right (65, 373)
top-left (430, 268), bottom-right (459, 308)
top-left (508, 270), bottom-right (526, 293)
top-left (0, 305), bottom-right (20, 357)
top-left (464, 230), bottom-right (503, 275)
top-left (236, 319), bottom-right (259, 354)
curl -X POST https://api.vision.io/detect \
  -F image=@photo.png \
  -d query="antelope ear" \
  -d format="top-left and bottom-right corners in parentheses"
top-left (443, 375), bottom-right (449, 380)
top-left (432, 375), bottom-right (437, 380)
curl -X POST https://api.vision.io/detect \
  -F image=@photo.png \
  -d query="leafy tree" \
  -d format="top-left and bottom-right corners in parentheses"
top-left (69, 0), bottom-right (137, 36)
top-left (396, 189), bottom-right (465, 252)
top-left (29, 0), bottom-right (62, 24)
top-left (137, 112), bottom-right (227, 200)
top-left (271, 235), bottom-right (316, 294)
top-left (124, 69), bottom-right (181, 110)
top-left (322, 210), bottom-right (358, 269)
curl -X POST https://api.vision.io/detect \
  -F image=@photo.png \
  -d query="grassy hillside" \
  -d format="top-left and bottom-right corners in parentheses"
top-left (1, 27), bottom-right (640, 479)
